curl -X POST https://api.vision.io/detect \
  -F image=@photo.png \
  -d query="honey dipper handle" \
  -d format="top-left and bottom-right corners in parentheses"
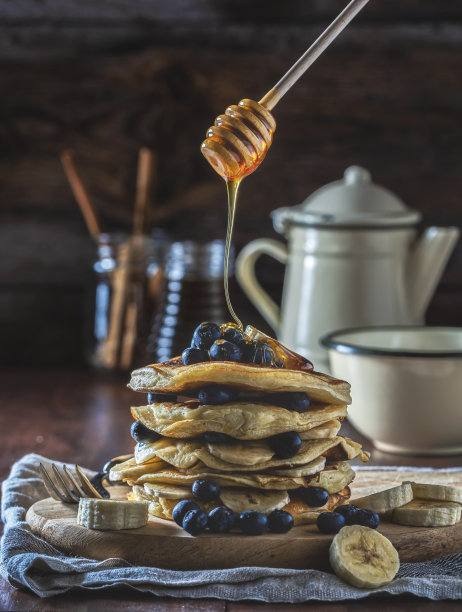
top-left (259, 0), bottom-right (370, 110)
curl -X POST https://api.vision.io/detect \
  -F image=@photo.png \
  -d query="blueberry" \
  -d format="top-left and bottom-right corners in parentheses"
top-left (209, 339), bottom-right (242, 362)
top-left (182, 508), bottom-right (209, 535)
top-left (203, 431), bottom-right (236, 445)
top-left (208, 507), bottom-right (237, 533)
top-left (317, 511), bottom-right (346, 534)
top-left (239, 511), bottom-right (268, 535)
top-left (210, 340), bottom-right (242, 363)
top-left (275, 392), bottom-right (310, 413)
top-left (334, 504), bottom-right (360, 525)
top-left (268, 431), bottom-right (301, 459)
top-left (130, 420), bottom-right (161, 443)
top-left (243, 341), bottom-right (277, 367)
top-left (89, 472), bottom-right (110, 498)
top-left (298, 486), bottom-right (329, 507)
top-left (192, 478), bottom-right (220, 501)
top-left (288, 393), bottom-right (310, 413)
top-left (222, 325), bottom-right (247, 347)
top-left (242, 341), bottom-right (263, 364)
top-left (261, 344), bottom-right (276, 366)
top-left (353, 508), bottom-right (380, 529)
top-left (191, 322), bottom-right (222, 350)
top-left (147, 392), bottom-right (177, 403)
top-left (182, 347), bottom-right (209, 365)
top-left (268, 510), bottom-right (294, 533)
top-left (172, 500), bottom-right (199, 526)
top-left (198, 385), bottom-right (236, 405)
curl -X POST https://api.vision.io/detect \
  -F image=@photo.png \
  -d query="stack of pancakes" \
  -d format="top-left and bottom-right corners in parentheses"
top-left (110, 357), bottom-right (369, 525)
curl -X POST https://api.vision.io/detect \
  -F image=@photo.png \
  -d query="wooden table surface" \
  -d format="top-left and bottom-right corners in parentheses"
top-left (0, 368), bottom-right (461, 611)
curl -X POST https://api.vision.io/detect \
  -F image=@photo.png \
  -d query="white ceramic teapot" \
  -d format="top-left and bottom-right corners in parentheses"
top-left (236, 166), bottom-right (460, 370)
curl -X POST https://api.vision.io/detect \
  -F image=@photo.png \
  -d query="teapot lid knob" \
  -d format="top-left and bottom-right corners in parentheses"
top-left (344, 165), bottom-right (371, 185)
top-left (271, 165), bottom-right (422, 233)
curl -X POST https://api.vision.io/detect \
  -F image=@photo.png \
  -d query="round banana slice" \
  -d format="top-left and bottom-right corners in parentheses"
top-left (220, 488), bottom-right (289, 515)
top-left (392, 499), bottom-right (461, 527)
top-left (406, 481), bottom-right (462, 505)
top-left (143, 482), bottom-right (192, 499)
top-left (207, 440), bottom-right (274, 466)
top-left (329, 526), bottom-right (400, 589)
top-left (77, 498), bottom-right (148, 530)
top-left (353, 482), bottom-right (413, 514)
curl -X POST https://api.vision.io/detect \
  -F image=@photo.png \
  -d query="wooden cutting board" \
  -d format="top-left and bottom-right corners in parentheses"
top-left (26, 468), bottom-right (462, 571)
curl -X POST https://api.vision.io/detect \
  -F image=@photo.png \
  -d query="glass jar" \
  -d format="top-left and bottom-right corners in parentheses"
top-left (147, 239), bottom-right (235, 362)
top-left (88, 231), bottom-right (167, 371)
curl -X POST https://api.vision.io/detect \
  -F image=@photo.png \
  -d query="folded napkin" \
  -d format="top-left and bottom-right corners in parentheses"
top-left (1, 453), bottom-right (461, 601)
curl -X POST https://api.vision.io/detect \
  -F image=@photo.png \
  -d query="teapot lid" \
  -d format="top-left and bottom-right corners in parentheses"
top-left (272, 166), bottom-right (421, 233)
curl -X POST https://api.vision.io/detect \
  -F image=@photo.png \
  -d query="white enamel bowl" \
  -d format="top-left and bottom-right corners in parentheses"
top-left (321, 327), bottom-right (462, 455)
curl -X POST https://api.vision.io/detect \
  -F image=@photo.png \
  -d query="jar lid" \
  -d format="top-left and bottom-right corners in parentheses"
top-left (272, 166), bottom-right (421, 233)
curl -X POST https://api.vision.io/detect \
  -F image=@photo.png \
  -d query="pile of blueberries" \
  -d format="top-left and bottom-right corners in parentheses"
top-left (279, 486), bottom-right (379, 533)
top-left (181, 322), bottom-right (281, 367)
top-left (173, 479), bottom-right (379, 536)
top-left (173, 478), bottom-right (294, 536)
top-left (317, 505), bottom-right (380, 534)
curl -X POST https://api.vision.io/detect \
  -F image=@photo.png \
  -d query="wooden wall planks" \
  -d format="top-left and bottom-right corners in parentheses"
top-left (0, 1), bottom-right (461, 365)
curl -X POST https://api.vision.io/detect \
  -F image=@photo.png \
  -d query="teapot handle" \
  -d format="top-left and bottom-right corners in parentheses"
top-left (236, 239), bottom-right (288, 333)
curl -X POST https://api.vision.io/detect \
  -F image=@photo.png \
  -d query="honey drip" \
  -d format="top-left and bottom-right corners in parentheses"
top-left (201, 98), bottom-right (313, 370)
top-left (244, 325), bottom-right (314, 371)
top-left (202, 99), bottom-right (276, 330)
top-left (224, 179), bottom-right (242, 329)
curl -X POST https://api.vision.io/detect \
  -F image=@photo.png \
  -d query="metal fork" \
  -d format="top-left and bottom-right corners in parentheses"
top-left (39, 463), bottom-right (104, 503)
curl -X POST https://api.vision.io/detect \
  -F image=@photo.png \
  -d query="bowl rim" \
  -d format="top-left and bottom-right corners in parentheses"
top-left (320, 326), bottom-right (462, 358)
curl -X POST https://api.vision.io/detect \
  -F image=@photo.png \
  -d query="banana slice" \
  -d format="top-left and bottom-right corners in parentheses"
top-left (219, 488), bottom-right (289, 515)
top-left (405, 481), bottom-right (462, 505)
top-left (353, 482), bottom-right (413, 514)
top-left (77, 498), bottom-right (148, 530)
top-left (392, 499), bottom-right (461, 527)
top-left (329, 526), bottom-right (400, 588)
top-left (144, 482), bottom-right (191, 499)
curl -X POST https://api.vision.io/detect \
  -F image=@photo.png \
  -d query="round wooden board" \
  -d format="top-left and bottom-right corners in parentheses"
top-left (26, 484), bottom-right (462, 571)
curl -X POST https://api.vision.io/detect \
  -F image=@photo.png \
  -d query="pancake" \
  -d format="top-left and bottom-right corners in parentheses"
top-left (131, 402), bottom-right (348, 440)
top-left (110, 455), bottom-right (323, 487)
top-left (283, 486), bottom-right (351, 525)
top-left (127, 460), bottom-right (356, 494)
top-left (271, 458), bottom-right (353, 482)
top-left (299, 419), bottom-right (341, 439)
top-left (129, 358), bottom-right (351, 405)
top-left (130, 465), bottom-right (316, 490)
top-left (108, 456), bottom-right (166, 482)
top-left (133, 436), bottom-right (368, 472)
top-left (110, 456), bottom-right (355, 494)
top-left (131, 484), bottom-right (351, 524)
top-left (219, 488), bottom-right (289, 514)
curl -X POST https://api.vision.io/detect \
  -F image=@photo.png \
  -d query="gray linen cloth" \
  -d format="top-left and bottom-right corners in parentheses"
top-left (1, 453), bottom-right (461, 601)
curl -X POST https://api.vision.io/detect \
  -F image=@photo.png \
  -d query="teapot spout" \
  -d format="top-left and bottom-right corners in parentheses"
top-left (407, 226), bottom-right (460, 321)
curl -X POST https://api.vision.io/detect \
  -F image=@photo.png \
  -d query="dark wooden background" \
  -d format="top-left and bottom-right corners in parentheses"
top-left (1, 0), bottom-right (461, 367)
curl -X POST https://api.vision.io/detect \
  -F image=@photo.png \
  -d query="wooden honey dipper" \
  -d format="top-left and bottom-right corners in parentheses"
top-left (201, 0), bottom-right (370, 181)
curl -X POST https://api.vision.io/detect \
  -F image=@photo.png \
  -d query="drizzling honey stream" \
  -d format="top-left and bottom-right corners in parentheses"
top-left (201, 99), bottom-right (276, 329)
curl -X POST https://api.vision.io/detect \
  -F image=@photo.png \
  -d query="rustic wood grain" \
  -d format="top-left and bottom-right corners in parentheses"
top-left (229, 602), bottom-right (462, 612)
top-left (1, 1), bottom-right (462, 60)
top-left (0, 1), bottom-right (461, 366)
top-left (0, 584), bottom-right (225, 612)
top-left (26, 471), bottom-right (462, 571)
